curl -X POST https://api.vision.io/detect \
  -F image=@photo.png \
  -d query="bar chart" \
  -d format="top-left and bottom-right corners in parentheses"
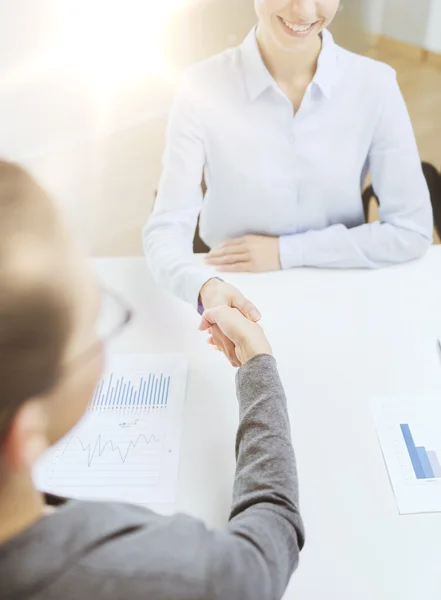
top-left (372, 396), bottom-right (441, 514)
top-left (90, 372), bottom-right (171, 411)
top-left (400, 424), bottom-right (441, 480)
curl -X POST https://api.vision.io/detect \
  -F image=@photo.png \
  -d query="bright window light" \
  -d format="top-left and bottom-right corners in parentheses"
top-left (57, 0), bottom-right (199, 91)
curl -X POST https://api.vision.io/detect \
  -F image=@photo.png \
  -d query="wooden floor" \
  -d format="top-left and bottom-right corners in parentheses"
top-left (366, 39), bottom-right (441, 243)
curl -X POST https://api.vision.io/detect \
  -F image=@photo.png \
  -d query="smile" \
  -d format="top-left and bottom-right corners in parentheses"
top-left (278, 16), bottom-right (317, 35)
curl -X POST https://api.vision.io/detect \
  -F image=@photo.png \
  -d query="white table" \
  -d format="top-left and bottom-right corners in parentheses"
top-left (93, 247), bottom-right (441, 600)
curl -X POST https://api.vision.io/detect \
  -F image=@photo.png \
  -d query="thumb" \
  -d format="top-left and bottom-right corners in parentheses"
top-left (232, 293), bottom-right (261, 322)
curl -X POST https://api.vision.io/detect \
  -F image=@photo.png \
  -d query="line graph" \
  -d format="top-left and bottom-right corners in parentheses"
top-left (47, 425), bottom-right (165, 490)
top-left (62, 434), bottom-right (161, 467)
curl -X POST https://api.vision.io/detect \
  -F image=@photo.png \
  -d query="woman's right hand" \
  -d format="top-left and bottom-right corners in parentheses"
top-left (199, 278), bottom-right (262, 366)
top-left (199, 306), bottom-right (272, 367)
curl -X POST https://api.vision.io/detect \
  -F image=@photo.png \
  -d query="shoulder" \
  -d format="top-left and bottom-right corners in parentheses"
top-left (330, 44), bottom-right (400, 112)
top-left (335, 44), bottom-right (397, 87)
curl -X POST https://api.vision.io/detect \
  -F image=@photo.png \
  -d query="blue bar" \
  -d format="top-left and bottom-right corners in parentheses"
top-left (104, 374), bottom-right (113, 407)
top-left (428, 450), bottom-right (441, 478)
top-left (137, 378), bottom-right (143, 408)
top-left (142, 379), bottom-right (147, 406)
top-left (121, 383), bottom-right (127, 407)
top-left (138, 379), bottom-right (143, 407)
top-left (145, 375), bottom-right (152, 407)
top-left (155, 376), bottom-right (160, 406)
top-left (124, 382), bottom-right (130, 406)
top-left (157, 375), bottom-right (163, 406)
top-left (151, 378), bottom-right (156, 406)
top-left (416, 447), bottom-right (435, 479)
top-left (142, 379), bottom-right (147, 407)
top-left (166, 377), bottom-right (171, 405)
top-left (148, 377), bottom-right (154, 406)
top-left (400, 424), bottom-right (426, 480)
top-left (117, 378), bottom-right (124, 407)
top-left (142, 378), bottom-right (147, 406)
top-left (114, 379), bottom-right (121, 408)
top-left (160, 375), bottom-right (164, 405)
top-left (161, 376), bottom-right (165, 405)
top-left (153, 379), bottom-right (159, 406)
top-left (92, 387), bottom-right (98, 406)
top-left (96, 380), bottom-right (104, 407)
top-left (128, 385), bottom-right (134, 407)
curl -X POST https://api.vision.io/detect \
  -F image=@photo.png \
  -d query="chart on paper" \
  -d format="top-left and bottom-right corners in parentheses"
top-left (34, 354), bottom-right (188, 504)
top-left (372, 396), bottom-right (441, 514)
top-left (90, 371), bottom-right (171, 411)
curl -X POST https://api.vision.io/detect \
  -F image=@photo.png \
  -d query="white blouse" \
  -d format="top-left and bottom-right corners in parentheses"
top-left (143, 29), bottom-right (433, 307)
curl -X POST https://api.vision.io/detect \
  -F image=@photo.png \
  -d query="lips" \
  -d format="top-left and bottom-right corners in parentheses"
top-left (277, 15), bottom-right (318, 35)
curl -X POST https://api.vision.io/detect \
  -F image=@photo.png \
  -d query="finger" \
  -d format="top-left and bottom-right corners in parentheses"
top-left (207, 336), bottom-right (222, 351)
top-left (205, 253), bottom-right (249, 266)
top-left (211, 328), bottom-right (230, 361)
top-left (199, 314), bottom-right (213, 332)
top-left (211, 326), bottom-right (241, 367)
top-left (231, 292), bottom-right (261, 322)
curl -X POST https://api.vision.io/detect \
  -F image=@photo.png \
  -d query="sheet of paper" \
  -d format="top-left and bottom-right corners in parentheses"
top-left (372, 396), bottom-right (441, 514)
top-left (34, 353), bottom-right (188, 504)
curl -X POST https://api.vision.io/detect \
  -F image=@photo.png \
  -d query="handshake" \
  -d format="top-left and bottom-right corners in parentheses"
top-left (199, 278), bottom-right (272, 367)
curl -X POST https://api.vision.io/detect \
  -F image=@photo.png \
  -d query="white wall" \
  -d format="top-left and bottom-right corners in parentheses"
top-left (382, 0), bottom-right (432, 47)
top-left (426, 0), bottom-right (441, 52)
top-left (364, 0), bottom-right (441, 52)
top-left (363, 0), bottom-right (385, 34)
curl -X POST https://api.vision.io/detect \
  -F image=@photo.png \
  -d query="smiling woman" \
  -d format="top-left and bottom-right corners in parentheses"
top-left (143, 0), bottom-right (433, 342)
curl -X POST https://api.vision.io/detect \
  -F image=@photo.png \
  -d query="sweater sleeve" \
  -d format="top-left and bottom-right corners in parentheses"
top-left (205, 354), bottom-right (305, 600)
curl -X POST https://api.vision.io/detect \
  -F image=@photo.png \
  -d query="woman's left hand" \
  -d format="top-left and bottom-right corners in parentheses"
top-left (205, 235), bottom-right (281, 272)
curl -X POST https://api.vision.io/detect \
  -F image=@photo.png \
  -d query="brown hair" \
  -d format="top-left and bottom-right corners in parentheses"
top-left (0, 161), bottom-right (73, 439)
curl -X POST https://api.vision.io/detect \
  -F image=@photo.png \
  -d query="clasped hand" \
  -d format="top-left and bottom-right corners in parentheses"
top-left (199, 279), bottom-right (271, 367)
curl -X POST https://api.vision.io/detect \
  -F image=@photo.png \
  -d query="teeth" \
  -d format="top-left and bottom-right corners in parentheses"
top-left (281, 18), bottom-right (313, 32)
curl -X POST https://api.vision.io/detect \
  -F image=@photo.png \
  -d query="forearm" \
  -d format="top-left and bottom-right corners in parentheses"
top-left (232, 355), bottom-right (300, 519)
top-left (208, 354), bottom-right (304, 600)
top-left (143, 212), bottom-right (214, 308)
top-left (279, 218), bottom-right (432, 270)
